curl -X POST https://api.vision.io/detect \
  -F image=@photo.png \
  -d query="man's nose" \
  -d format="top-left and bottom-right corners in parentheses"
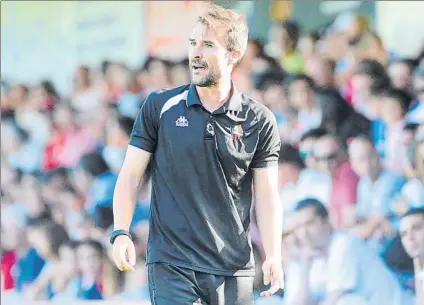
top-left (192, 45), bottom-right (203, 58)
top-left (296, 226), bottom-right (308, 241)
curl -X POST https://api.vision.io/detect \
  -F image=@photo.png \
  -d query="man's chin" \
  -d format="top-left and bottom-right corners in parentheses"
top-left (191, 78), bottom-right (216, 88)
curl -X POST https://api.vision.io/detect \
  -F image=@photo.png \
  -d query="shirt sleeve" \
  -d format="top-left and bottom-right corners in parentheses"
top-left (326, 234), bottom-right (360, 294)
top-left (281, 261), bottom-right (303, 305)
top-left (356, 180), bottom-right (369, 217)
top-left (251, 107), bottom-right (281, 169)
top-left (129, 92), bottom-right (159, 153)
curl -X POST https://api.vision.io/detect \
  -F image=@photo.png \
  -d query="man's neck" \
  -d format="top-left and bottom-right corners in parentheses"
top-left (369, 166), bottom-right (382, 183)
top-left (302, 103), bottom-right (316, 114)
top-left (196, 78), bottom-right (232, 112)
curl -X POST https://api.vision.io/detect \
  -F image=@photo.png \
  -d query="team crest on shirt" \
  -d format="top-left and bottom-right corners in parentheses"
top-left (231, 124), bottom-right (244, 141)
top-left (175, 116), bottom-right (189, 127)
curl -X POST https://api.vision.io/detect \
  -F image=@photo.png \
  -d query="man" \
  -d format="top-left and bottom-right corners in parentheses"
top-left (278, 143), bottom-right (330, 212)
top-left (348, 135), bottom-right (406, 249)
top-left (305, 55), bottom-right (336, 89)
top-left (400, 208), bottom-right (424, 305)
top-left (388, 59), bottom-right (414, 91)
top-left (298, 127), bottom-right (328, 169)
top-left (312, 134), bottom-right (358, 228)
top-left (111, 4), bottom-right (283, 305)
top-left (407, 62), bottom-right (424, 124)
top-left (284, 198), bottom-right (412, 305)
top-left (287, 74), bottom-right (321, 138)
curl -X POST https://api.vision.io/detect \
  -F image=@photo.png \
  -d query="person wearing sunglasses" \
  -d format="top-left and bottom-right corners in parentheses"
top-left (283, 198), bottom-right (412, 305)
top-left (312, 134), bottom-right (359, 229)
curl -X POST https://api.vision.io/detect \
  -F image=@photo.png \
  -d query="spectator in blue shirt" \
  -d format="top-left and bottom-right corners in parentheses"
top-left (407, 62), bottom-right (424, 124)
top-left (283, 198), bottom-right (413, 305)
top-left (348, 135), bottom-right (406, 252)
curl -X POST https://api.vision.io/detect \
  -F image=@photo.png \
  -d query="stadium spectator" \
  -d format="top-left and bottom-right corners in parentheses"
top-left (25, 221), bottom-right (71, 300)
top-left (287, 74), bottom-right (322, 138)
top-left (312, 134), bottom-right (359, 228)
top-left (276, 20), bottom-right (304, 74)
top-left (279, 143), bottom-right (330, 213)
top-left (388, 59), bottom-right (415, 91)
top-left (298, 127), bottom-right (328, 169)
top-left (316, 87), bottom-right (371, 151)
top-left (283, 198), bottom-right (412, 305)
top-left (399, 208), bottom-right (424, 305)
top-left (380, 87), bottom-right (413, 173)
top-left (348, 135), bottom-right (406, 252)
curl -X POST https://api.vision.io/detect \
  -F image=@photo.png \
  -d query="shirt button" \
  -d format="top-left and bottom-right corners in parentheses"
top-left (209, 115), bottom-right (213, 118)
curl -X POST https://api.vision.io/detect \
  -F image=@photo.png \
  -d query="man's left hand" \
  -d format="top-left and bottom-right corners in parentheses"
top-left (260, 257), bottom-right (284, 297)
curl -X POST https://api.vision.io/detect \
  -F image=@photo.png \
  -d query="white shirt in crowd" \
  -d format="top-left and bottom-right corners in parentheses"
top-left (283, 232), bottom-right (413, 305)
top-left (399, 178), bottom-right (424, 208)
top-left (280, 169), bottom-right (331, 213)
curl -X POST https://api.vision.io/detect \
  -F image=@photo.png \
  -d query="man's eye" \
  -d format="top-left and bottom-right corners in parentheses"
top-left (205, 43), bottom-right (213, 48)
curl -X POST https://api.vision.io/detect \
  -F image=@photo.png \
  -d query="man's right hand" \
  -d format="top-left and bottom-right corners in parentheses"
top-left (112, 235), bottom-right (136, 272)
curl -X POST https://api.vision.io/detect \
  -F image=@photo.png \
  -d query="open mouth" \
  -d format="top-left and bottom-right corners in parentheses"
top-left (192, 61), bottom-right (207, 71)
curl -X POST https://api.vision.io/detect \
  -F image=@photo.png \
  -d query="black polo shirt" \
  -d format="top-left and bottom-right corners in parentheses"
top-left (129, 83), bottom-right (280, 276)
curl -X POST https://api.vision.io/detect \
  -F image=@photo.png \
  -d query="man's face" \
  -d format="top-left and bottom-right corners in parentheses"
top-left (77, 244), bottom-right (102, 275)
top-left (305, 57), bottom-right (333, 88)
top-left (313, 136), bottom-right (339, 176)
top-left (381, 97), bottom-right (404, 125)
top-left (189, 22), bottom-right (234, 87)
top-left (400, 214), bottom-right (424, 259)
top-left (288, 80), bottom-right (314, 110)
top-left (388, 63), bottom-right (412, 90)
top-left (348, 140), bottom-right (379, 177)
top-left (352, 74), bottom-right (371, 103)
top-left (293, 206), bottom-right (329, 250)
top-left (263, 84), bottom-right (287, 111)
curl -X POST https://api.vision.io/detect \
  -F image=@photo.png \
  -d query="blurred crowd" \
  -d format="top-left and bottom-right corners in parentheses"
top-left (1, 11), bottom-right (424, 305)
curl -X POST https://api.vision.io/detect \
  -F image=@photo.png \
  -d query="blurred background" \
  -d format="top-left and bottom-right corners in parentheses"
top-left (1, 1), bottom-right (423, 304)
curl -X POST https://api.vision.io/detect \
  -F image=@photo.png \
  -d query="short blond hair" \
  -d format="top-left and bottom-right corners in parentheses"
top-left (197, 3), bottom-right (249, 56)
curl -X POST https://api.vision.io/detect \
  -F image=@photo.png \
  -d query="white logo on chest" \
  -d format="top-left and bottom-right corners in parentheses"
top-left (175, 116), bottom-right (189, 127)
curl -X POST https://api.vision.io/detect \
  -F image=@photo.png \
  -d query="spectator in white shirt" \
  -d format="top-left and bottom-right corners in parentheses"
top-left (279, 144), bottom-right (330, 213)
top-left (399, 208), bottom-right (424, 305)
top-left (287, 74), bottom-right (322, 138)
top-left (393, 125), bottom-right (424, 213)
top-left (380, 87), bottom-right (413, 174)
top-left (283, 198), bottom-right (413, 305)
top-left (348, 135), bottom-right (406, 251)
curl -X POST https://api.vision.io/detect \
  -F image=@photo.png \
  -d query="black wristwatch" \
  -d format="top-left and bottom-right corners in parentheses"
top-left (110, 229), bottom-right (132, 245)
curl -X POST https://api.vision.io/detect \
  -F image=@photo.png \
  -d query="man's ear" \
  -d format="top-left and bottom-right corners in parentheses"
top-left (228, 50), bottom-right (242, 65)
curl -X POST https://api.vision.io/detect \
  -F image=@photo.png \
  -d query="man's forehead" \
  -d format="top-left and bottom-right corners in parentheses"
top-left (190, 23), bottom-right (216, 40)
top-left (190, 22), bottom-right (226, 45)
top-left (348, 139), bottom-right (372, 156)
top-left (314, 138), bottom-right (337, 153)
top-left (295, 206), bottom-right (316, 221)
top-left (401, 214), bottom-right (424, 229)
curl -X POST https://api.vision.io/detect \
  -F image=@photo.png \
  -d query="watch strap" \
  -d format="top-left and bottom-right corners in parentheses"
top-left (110, 229), bottom-right (132, 245)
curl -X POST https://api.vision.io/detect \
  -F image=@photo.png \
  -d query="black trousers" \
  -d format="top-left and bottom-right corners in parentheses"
top-left (147, 263), bottom-right (254, 305)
